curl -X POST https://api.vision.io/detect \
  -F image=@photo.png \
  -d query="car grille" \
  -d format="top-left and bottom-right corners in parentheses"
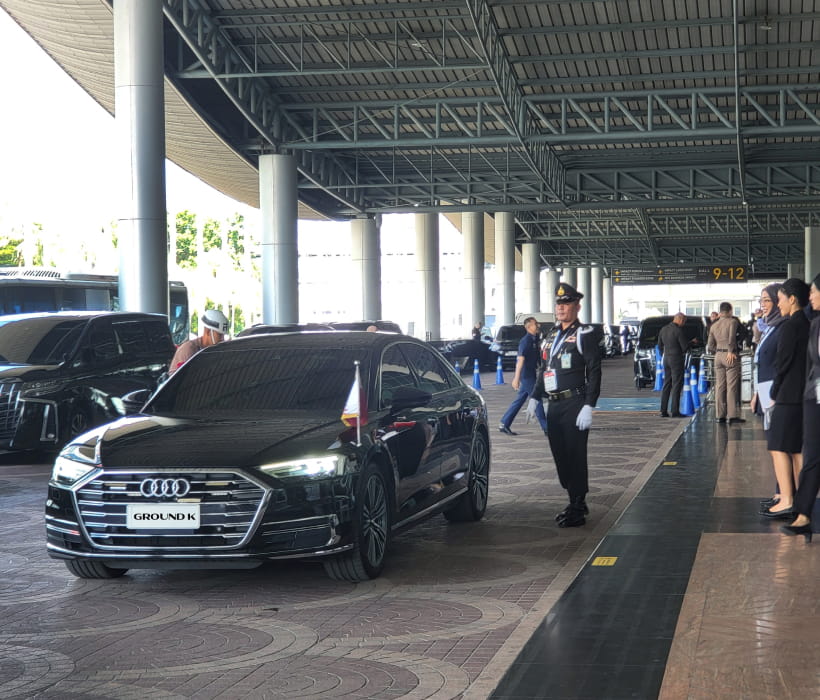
top-left (74, 470), bottom-right (267, 550)
top-left (0, 381), bottom-right (21, 440)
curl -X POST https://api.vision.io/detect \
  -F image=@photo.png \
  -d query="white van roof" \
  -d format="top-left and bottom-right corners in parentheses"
top-left (514, 312), bottom-right (555, 324)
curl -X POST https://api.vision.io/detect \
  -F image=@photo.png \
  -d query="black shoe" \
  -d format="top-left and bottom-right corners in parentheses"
top-left (659, 412), bottom-right (670, 417)
top-left (557, 509), bottom-right (586, 528)
top-left (671, 412), bottom-right (683, 417)
top-left (761, 506), bottom-right (795, 520)
top-left (760, 497), bottom-right (780, 509)
top-left (728, 417), bottom-right (746, 424)
top-left (498, 425), bottom-right (517, 436)
top-left (780, 523), bottom-right (813, 543)
top-left (715, 417), bottom-right (727, 423)
top-left (543, 429), bottom-right (549, 437)
top-left (555, 501), bottom-right (589, 522)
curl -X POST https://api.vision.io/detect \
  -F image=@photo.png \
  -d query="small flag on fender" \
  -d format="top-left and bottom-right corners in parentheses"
top-left (341, 361), bottom-right (368, 433)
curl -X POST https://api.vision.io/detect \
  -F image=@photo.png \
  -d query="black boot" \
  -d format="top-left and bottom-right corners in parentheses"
top-left (555, 498), bottom-right (588, 525)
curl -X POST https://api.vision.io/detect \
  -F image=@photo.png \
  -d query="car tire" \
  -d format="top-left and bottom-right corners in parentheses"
top-left (64, 559), bottom-right (128, 579)
top-left (444, 431), bottom-right (490, 522)
top-left (323, 464), bottom-right (391, 582)
top-left (68, 407), bottom-right (91, 437)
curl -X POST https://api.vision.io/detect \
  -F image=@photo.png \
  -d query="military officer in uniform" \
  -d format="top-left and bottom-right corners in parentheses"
top-left (527, 283), bottom-right (603, 527)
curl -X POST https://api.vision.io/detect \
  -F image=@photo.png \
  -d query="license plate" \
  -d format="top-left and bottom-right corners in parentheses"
top-left (126, 503), bottom-right (200, 529)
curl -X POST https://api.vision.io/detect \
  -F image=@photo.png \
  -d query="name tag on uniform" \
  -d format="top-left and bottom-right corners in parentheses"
top-left (543, 370), bottom-right (557, 391)
top-left (561, 353), bottom-right (572, 369)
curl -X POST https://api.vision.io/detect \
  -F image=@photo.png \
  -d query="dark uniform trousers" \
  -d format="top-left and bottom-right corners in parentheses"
top-left (546, 394), bottom-right (589, 502)
top-left (795, 400), bottom-right (820, 516)
top-left (660, 355), bottom-right (685, 415)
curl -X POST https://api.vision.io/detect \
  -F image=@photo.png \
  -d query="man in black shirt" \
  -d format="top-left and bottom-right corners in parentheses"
top-left (527, 283), bottom-right (603, 527)
top-left (657, 312), bottom-right (689, 417)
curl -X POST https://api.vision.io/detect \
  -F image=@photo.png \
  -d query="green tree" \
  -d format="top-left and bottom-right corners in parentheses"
top-left (203, 218), bottom-right (222, 251)
top-left (0, 237), bottom-right (23, 266)
top-left (175, 210), bottom-right (198, 268)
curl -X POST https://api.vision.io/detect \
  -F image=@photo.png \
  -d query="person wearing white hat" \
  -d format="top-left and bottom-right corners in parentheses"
top-left (168, 308), bottom-right (230, 374)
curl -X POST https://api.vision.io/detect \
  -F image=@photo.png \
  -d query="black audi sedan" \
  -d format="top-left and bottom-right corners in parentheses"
top-left (46, 332), bottom-right (490, 582)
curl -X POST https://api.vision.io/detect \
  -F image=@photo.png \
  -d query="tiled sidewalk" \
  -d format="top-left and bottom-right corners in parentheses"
top-left (0, 356), bottom-right (686, 699)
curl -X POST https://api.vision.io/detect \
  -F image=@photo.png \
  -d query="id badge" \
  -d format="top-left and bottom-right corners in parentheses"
top-left (543, 370), bottom-right (558, 391)
top-left (561, 353), bottom-right (572, 369)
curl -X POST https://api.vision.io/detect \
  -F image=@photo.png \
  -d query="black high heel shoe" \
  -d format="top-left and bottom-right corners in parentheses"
top-left (780, 523), bottom-right (813, 543)
top-left (761, 506), bottom-right (795, 520)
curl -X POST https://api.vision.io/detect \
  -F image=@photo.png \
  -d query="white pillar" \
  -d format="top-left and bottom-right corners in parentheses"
top-left (351, 216), bottom-right (381, 320)
top-left (805, 226), bottom-right (820, 281)
top-left (463, 211), bottom-right (485, 333)
top-left (576, 266), bottom-right (591, 323)
top-left (522, 242), bottom-right (540, 314)
top-left (603, 276), bottom-right (614, 326)
top-left (561, 267), bottom-right (577, 287)
top-left (544, 269), bottom-right (559, 311)
top-left (415, 213), bottom-right (441, 341)
top-left (259, 154), bottom-right (298, 324)
top-left (495, 212), bottom-right (516, 325)
top-left (115, 0), bottom-right (168, 317)
top-left (590, 264), bottom-right (603, 323)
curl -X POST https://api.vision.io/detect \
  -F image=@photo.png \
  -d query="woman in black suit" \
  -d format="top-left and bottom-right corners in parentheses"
top-left (782, 273), bottom-right (820, 541)
top-left (761, 278), bottom-right (810, 519)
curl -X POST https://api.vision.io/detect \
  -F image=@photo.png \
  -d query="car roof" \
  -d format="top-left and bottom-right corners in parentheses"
top-left (221, 329), bottom-right (416, 353)
top-left (0, 310), bottom-right (167, 323)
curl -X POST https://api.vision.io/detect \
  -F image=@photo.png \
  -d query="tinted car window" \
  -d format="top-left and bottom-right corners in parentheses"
top-left (148, 346), bottom-right (369, 415)
top-left (380, 344), bottom-right (416, 406)
top-left (496, 325), bottom-right (526, 342)
top-left (142, 319), bottom-right (177, 355)
top-left (112, 320), bottom-right (146, 359)
top-left (89, 320), bottom-right (119, 362)
top-left (401, 343), bottom-right (452, 394)
top-left (0, 318), bottom-right (87, 365)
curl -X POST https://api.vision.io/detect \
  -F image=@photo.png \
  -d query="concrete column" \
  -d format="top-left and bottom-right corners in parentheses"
top-left (576, 266), bottom-right (591, 323)
top-left (787, 263), bottom-right (805, 280)
top-left (590, 264), bottom-right (603, 323)
top-left (259, 154), bottom-right (298, 324)
top-left (544, 269), bottom-right (559, 310)
top-left (495, 211), bottom-right (516, 325)
top-left (351, 216), bottom-right (381, 321)
top-left (522, 242), bottom-right (540, 314)
top-left (463, 211), bottom-right (485, 333)
top-left (561, 267), bottom-right (577, 287)
top-left (603, 276), bottom-right (614, 326)
top-left (802, 226), bottom-right (819, 280)
top-left (114, 0), bottom-right (167, 316)
top-left (415, 213), bottom-right (441, 341)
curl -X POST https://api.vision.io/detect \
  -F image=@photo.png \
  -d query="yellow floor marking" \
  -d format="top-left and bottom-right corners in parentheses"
top-left (591, 556), bottom-right (618, 566)
top-left (662, 461), bottom-right (678, 466)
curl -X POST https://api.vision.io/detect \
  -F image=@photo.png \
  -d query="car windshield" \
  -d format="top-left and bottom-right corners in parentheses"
top-left (638, 318), bottom-right (705, 347)
top-left (496, 325), bottom-right (527, 342)
top-left (0, 317), bottom-right (86, 365)
top-left (147, 345), bottom-right (371, 417)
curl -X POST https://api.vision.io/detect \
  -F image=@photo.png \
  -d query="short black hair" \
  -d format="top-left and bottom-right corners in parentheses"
top-left (719, 301), bottom-right (732, 313)
top-left (812, 273), bottom-right (820, 291)
top-left (781, 277), bottom-right (810, 307)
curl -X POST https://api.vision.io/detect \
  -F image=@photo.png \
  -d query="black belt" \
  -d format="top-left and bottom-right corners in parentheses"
top-left (545, 386), bottom-right (586, 401)
top-left (716, 348), bottom-right (731, 352)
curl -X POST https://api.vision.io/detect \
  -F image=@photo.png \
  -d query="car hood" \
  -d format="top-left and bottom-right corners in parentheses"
top-left (83, 413), bottom-right (349, 468)
top-left (0, 363), bottom-right (55, 379)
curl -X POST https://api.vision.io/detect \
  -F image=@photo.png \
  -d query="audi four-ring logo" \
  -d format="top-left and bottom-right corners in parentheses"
top-left (139, 478), bottom-right (191, 498)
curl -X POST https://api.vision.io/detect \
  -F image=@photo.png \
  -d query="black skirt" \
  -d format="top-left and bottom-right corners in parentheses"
top-left (767, 403), bottom-right (803, 453)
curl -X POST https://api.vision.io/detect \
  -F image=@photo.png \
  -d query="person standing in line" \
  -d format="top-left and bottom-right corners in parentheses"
top-left (527, 284), bottom-right (603, 527)
top-left (657, 312), bottom-right (689, 417)
top-left (760, 278), bottom-right (810, 519)
top-left (782, 273), bottom-right (820, 541)
top-left (168, 308), bottom-right (230, 375)
top-left (706, 301), bottom-right (744, 423)
top-left (499, 317), bottom-right (546, 435)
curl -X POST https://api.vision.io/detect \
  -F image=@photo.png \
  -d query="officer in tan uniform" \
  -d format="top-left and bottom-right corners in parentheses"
top-left (706, 302), bottom-right (744, 423)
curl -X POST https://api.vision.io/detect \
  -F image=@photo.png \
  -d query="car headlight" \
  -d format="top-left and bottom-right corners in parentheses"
top-left (259, 455), bottom-right (346, 478)
top-left (51, 447), bottom-right (99, 486)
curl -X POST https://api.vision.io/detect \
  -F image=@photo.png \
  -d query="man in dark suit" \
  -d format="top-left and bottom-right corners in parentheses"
top-left (658, 312), bottom-right (689, 417)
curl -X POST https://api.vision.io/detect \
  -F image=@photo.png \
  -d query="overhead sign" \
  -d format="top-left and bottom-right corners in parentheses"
top-left (612, 265), bottom-right (747, 285)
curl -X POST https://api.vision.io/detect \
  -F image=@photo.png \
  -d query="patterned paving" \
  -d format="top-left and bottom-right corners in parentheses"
top-left (0, 356), bottom-right (686, 699)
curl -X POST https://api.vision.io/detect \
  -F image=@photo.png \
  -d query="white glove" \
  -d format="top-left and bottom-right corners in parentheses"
top-left (525, 398), bottom-right (539, 424)
top-left (576, 405), bottom-right (593, 431)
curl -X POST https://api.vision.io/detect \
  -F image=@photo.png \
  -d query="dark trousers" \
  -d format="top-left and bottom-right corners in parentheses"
top-left (501, 375), bottom-right (546, 430)
top-left (546, 395), bottom-right (589, 501)
top-left (795, 400), bottom-right (820, 517)
top-left (660, 356), bottom-right (685, 415)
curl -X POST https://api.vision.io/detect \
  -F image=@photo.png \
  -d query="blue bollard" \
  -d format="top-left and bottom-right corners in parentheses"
top-left (690, 365), bottom-right (701, 409)
top-left (653, 346), bottom-right (664, 392)
top-left (697, 356), bottom-right (709, 395)
top-left (495, 356), bottom-right (505, 384)
top-left (679, 381), bottom-right (694, 416)
top-left (454, 359), bottom-right (461, 374)
top-left (472, 358), bottom-right (482, 390)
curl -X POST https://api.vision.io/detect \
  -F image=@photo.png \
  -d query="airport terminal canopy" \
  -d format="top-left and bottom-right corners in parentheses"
top-left (3, 0), bottom-right (819, 276)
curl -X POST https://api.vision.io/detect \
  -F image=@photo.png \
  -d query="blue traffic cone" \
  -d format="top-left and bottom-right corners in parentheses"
top-left (472, 358), bottom-right (482, 390)
top-left (697, 357), bottom-right (708, 395)
top-left (454, 359), bottom-right (460, 374)
top-left (689, 365), bottom-right (700, 409)
top-left (679, 382), bottom-right (694, 416)
top-left (653, 347), bottom-right (664, 391)
top-left (495, 356), bottom-right (505, 384)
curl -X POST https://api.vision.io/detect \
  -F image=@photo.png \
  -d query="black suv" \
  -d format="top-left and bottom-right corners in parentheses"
top-left (633, 315), bottom-right (707, 388)
top-left (0, 311), bottom-right (174, 451)
top-left (489, 324), bottom-right (528, 369)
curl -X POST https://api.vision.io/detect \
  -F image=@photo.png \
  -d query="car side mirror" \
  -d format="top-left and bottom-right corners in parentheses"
top-left (120, 388), bottom-right (151, 415)
top-left (390, 385), bottom-right (432, 413)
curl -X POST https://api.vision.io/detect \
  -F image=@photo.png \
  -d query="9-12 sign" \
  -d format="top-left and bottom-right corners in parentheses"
top-left (699, 265), bottom-right (746, 282)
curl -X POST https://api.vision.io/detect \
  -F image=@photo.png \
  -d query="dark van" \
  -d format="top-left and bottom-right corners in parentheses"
top-left (0, 311), bottom-right (174, 451)
top-left (633, 315), bottom-right (707, 388)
